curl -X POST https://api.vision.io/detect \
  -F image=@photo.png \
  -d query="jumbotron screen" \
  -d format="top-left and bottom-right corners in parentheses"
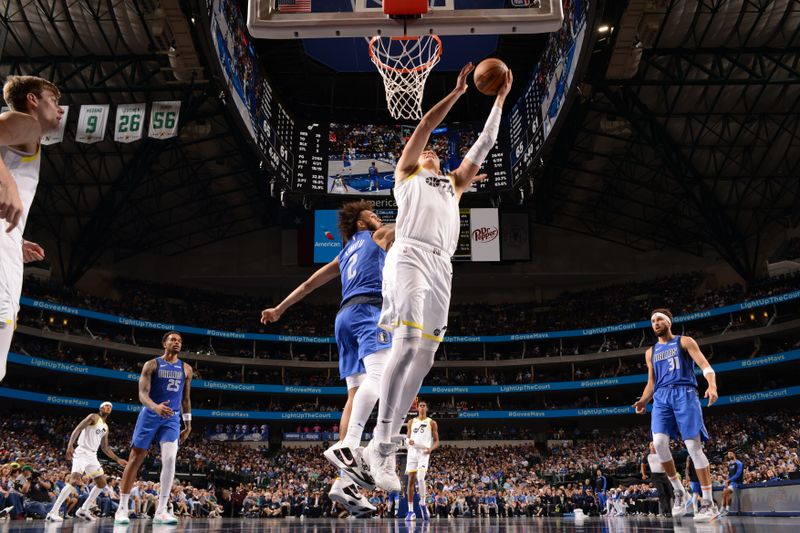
top-left (324, 122), bottom-right (510, 195)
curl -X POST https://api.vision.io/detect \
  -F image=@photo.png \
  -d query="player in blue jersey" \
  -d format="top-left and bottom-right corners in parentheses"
top-left (368, 162), bottom-right (380, 192)
top-left (633, 308), bottom-right (720, 522)
top-left (115, 331), bottom-right (193, 525)
top-left (261, 200), bottom-right (394, 516)
top-left (721, 451), bottom-right (743, 515)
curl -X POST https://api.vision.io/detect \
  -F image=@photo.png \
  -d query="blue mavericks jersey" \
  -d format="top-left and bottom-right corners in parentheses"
top-left (149, 357), bottom-right (185, 414)
top-left (652, 336), bottom-right (697, 390)
top-left (338, 230), bottom-right (385, 303)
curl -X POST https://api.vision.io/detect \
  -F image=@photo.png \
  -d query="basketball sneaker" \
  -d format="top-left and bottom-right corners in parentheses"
top-left (154, 510), bottom-right (179, 525)
top-left (113, 509), bottom-right (129, 525)
top-left (405, 511), bottom-right (416, 521)
top-left (671, 489), bottom-right (691, 518)
top-left (45, 512), bottom-right (63, 522)
top-left (362, 439), bottom-right (401, 493)
top-left (420, 505), bottom-right (430, 521)
top-left (324, 442), bottom-right (376, 490)
top-left (694, 499), bottom-right (721, 522)
top-left (328, 477), bottom-right (377, 517)
top-left (75, 508), bottom-right (97, 522)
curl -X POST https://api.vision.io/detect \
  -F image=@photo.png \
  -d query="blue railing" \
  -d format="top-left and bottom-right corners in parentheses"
top-left (8, 349), bottom-right (800, 395)
top-left (0, 385), bottom-right (796, 420)
top-left (19, 289), bottom-right (800, 344)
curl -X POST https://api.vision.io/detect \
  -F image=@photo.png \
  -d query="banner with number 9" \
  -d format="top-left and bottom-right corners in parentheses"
top-left (76, 105), bottom-right (110, 144)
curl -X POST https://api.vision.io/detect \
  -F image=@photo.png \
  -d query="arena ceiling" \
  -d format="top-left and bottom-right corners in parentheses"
top-left (1, 0), bottom-right (798, 285)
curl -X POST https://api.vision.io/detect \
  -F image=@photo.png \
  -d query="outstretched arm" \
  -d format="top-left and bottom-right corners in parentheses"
top-left (632, 349), bottom-right (655, 414)
top-left (395, 63), bottom-right (474, 179)
top-left (452, 70), bottom-right (513, 194)
top-left (372, 224), bottom-right (395, 252)
top-left (261, 258), bottom-right (340, 324)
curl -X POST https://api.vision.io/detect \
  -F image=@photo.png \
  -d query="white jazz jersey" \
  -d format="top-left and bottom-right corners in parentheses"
top-left (72, 416), bottom-right (108, 477)
top-left (0, 144), bottom-right (40, 325)
top-left (410, 417), bottom-right (434, 449)
top-left (394, 165), bottom-right (460, 257)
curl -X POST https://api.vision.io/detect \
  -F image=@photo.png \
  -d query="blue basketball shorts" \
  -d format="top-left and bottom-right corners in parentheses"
top-left (651, 386), bottom-right (709, 442)
top-left (131, 408), bottom-right (181, 449)
top-left (335, 303), bottom-right (392, 382)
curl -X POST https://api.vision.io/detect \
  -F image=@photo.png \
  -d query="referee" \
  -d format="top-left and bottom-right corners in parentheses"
top-left (642, 441), bottom-right (673, 516)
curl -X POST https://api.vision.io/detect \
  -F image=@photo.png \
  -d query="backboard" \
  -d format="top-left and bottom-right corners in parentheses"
top-left (247, 0), bottom-right (564, 39)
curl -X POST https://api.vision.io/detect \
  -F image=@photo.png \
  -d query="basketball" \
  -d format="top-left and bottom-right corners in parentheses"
top-left (473, 58), bottom-right (509, 95)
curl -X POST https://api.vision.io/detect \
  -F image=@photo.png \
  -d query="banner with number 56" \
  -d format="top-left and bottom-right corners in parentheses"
top-left (75, 105), bottom-right (110, 144)
top-left (114, 103), bottom-right (147, 143)
top-left (148, 101), bottom-right (181, 139)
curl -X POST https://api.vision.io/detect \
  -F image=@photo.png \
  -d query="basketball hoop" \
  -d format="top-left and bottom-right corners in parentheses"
top-left (369, 34), bottom-right (443, 120)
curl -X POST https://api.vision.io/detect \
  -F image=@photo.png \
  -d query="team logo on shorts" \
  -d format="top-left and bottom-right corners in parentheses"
top-left (378, 331), bottom-right (390, 344)
top-left (433, 325), bottom-right (447, 337)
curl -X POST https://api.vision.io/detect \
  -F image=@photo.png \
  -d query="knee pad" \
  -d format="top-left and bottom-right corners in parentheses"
top-left (652, 433), bottom-right (673, 463)
top-left (684, 437), bottom-right (709, 469)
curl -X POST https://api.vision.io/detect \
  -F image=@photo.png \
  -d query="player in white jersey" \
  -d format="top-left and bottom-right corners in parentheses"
top-left (362, 63), bottom-right (512, 491)
top-left (46, 402), bottom-right (128, 522)
top-left (404, 400), bottom-right (439, 521)
top-left (0, 76), bottom-right (63, 382)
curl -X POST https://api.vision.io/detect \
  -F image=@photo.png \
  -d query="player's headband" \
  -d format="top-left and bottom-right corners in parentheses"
top-left (100, 401), bottom-right (113, 409)
top-left (650, 312), bottom-right (672, 326)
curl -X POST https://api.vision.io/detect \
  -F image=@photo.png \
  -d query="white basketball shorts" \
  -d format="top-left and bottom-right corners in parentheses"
top-left (379, 238), bottom-right (453, 343)
top-left (71, 450), bottom-right (104, 478)
top-left (405, 447), bottom-right (431, 473)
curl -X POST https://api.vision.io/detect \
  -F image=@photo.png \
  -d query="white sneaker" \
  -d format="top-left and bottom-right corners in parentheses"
top-left (363, 439), bottom-right (400, 493)
top-left (75, 508), bottom-right (96, 522)
top-left (45, 513), bottom-right (63, 522)
top-left (328, 477), bottom-right (377, 517)
top-left (324, 442), bottom-right (375, 490)
top-left (694, 499), bottom-right (721, 522)
top-left (114, 510), bottom-right (130, 525)
top-left (671, 489), bottom-right (691, 518)
top-left (153, 510), bottom-right (179, 524)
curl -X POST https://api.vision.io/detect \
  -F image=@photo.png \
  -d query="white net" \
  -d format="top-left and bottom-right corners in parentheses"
top-left (369, 35), bottom-right (442, 120)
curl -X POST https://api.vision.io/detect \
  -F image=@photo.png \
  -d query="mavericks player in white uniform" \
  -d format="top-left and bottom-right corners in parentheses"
top-left (404, 400), bottom-right (439, 521)
top-left (0, 76), bottom-right (63, 382)
top-left (363, 63), bottom-right (512, 490)
top-left (46, 402), bottom-right (128, 522)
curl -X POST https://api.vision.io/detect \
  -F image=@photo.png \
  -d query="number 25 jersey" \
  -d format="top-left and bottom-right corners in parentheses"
top-left (148, 357), bottom-right (185, 417)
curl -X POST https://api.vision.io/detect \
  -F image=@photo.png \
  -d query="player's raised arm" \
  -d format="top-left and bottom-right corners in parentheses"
top-left (372, 223), bottom-right (395, 251)
top-left (0, 111), bottom-right (43, 148)
top-left (452, 70), bottom-right (512, 194)
top-left (680, 336), bottom-right (718, 406)
top-left (633, 348), bottom-right (655, 414)
top-left (260, 258), bottom-right (341, 324)
top-left (180, 364), bottom-right (193, 443)
top-left (395, 63), bottom-right (475, 178)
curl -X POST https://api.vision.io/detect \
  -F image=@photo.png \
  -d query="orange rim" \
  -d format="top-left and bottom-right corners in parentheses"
top-left (369, 35), bottom-right (443, 74)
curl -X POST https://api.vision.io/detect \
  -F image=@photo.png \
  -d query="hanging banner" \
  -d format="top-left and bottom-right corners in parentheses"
top-left (470, 208), bottom-right (501, 261)
top-left (41, 105), bottom-right (69, 145)
top-left (114, 103), bottom-right (147, 143)
top-left (75, 104), bottom-right (109, 144)
top-left (148, 100), bottom-right (181, 139)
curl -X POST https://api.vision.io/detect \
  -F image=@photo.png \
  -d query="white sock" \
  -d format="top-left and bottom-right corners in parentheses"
top-left (343, 350), bottom-right (388, 448)
top-left (118, 494), bottom-right (130, 514)
top-left (374, 335), bottom-right (435, 442)
top-left (702, 485), bottom-right (713, 502)
top-left (50, 483), bottom-right (75, 516)
top-left (81, 485), bottom-right (103, 511)
top-left (157, 441), bottom-right (178, 513)
top-left (668, 475), bottom-right (684, 493)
